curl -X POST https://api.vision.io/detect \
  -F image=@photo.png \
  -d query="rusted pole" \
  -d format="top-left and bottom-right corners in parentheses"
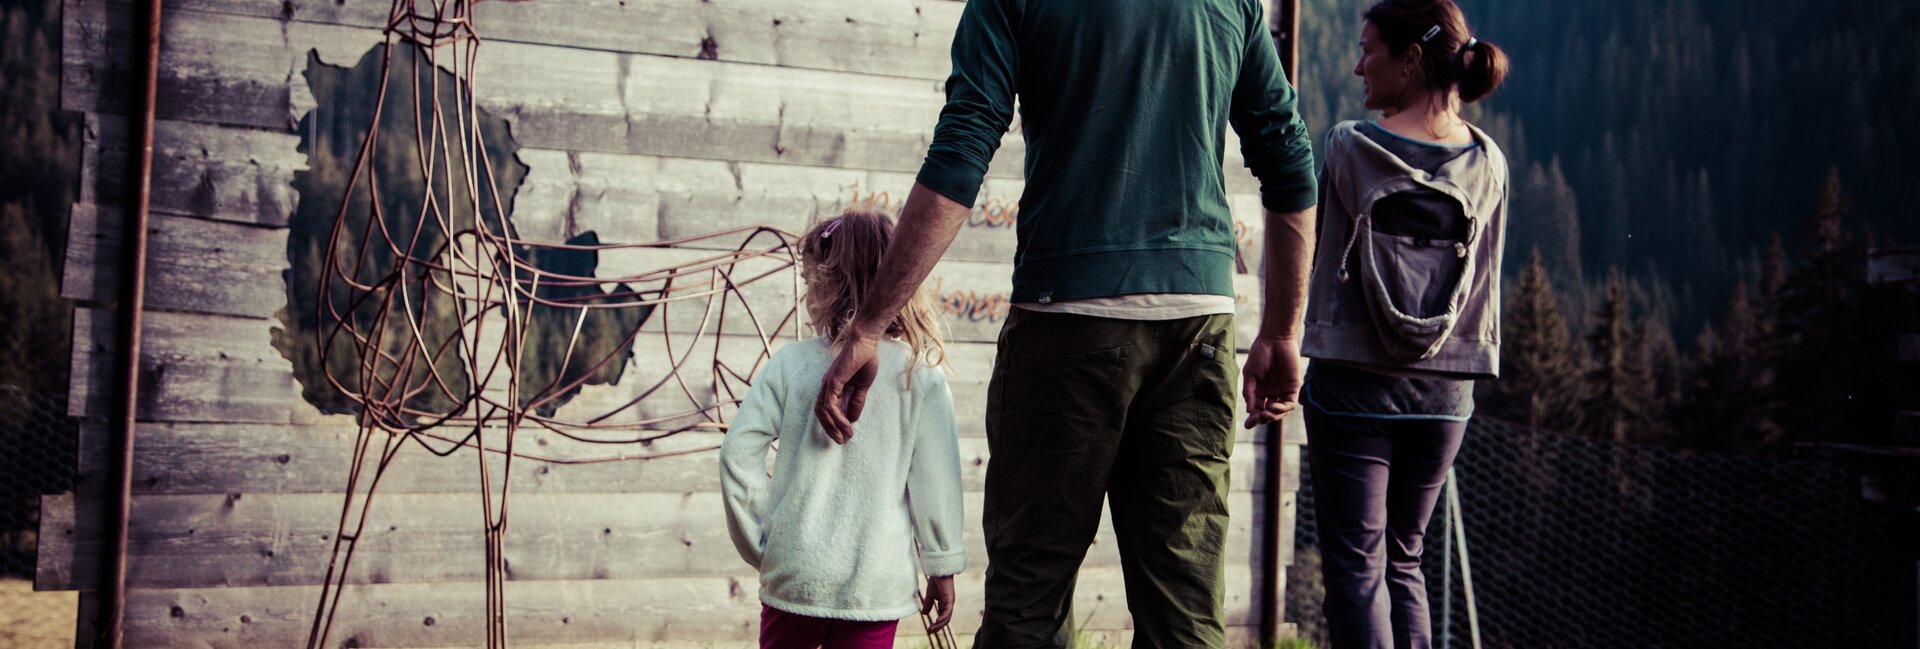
top-left (1259, 4), bottom-right (1302, 646)
top-left (1278, 0), bottom-right (1300, 83)
top-left (102, 0), bottom-right (163, 642)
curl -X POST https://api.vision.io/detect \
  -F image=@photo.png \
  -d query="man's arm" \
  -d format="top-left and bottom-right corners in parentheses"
top-left (815, 0), bottom-right (1017, 442)
top-left (1243, 206), bottom-right (1315, 428)
top-left (1230, 1), bottom-right (1319, 428)
top-left (813, 184), bottom-right (972, 443)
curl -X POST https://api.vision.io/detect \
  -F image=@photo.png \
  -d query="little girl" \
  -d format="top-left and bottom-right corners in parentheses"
top-left (721, 210), bottom-right (965, 648)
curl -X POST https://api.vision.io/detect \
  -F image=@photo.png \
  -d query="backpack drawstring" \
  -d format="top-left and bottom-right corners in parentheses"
top-left (1335, 213), bottom-right (1369, 283)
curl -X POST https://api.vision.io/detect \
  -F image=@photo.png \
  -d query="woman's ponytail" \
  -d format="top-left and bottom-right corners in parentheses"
top-left (1457, 38), bottom-right (1508, 103)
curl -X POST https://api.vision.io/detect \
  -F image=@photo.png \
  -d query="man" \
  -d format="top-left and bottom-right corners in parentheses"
top-left (813, 0), bottom-right (1318, 646)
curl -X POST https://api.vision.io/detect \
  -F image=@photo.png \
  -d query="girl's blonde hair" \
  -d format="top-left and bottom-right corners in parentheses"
top-left (798, 210), bottom-right (947, 371)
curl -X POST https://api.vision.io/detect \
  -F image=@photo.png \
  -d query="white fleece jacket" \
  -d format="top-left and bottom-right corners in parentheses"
top-left (720, 337), bottom-right (966, 621)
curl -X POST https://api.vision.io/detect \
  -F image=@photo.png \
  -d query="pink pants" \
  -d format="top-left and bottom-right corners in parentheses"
top-left (759, 605), bottom-right (899, 649)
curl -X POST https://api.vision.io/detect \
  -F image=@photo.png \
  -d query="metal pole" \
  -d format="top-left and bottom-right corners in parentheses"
top-left (1447, 467), bottom-right (1483, 649)
top-left (1277, 0), bottom-right (1300, 82)
top-left (1259, 422), bottom-right (1287, 643)
top-left (1440, 479), bottom-right (1453, 649)
top-left (103, 0), bottom-right (163, 643)
top-left (1257, 1), bottom-right (1301, 645)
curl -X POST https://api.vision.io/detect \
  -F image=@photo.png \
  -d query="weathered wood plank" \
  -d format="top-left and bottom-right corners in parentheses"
top-left (110, 568), bottom-right (1260, 647)
top-left (69, 307), bottom-right (309, 423)
top-left (82, 116), bottom-right (1265, 266)
top-left (64, 203), bottom-right (289, 313)
top-left (64, 5), bottom-right (1268, 193)
top-left (61, 4), bottom-right (1025, 180)
top-left (516, 150), bottom-right (1043, 264)
top-left (41, 490), bottom-right (1264, 591)
top-left (70, 303), bottom-right (1295, 438)
top-left (73, 421), bottom-right (1291, 496)
top-left (82, 114), bottom-right (301, 227)
top-left (86, 0), bottom-right (965, 83)
top-left (34, 493), bottom-right (76, 592)
top-left (67, 203), bottom-right (810, 343)
top-left (65, 200), bottom-right (1264, 353)
top-left (66, 306), bottom-right (1003, 431)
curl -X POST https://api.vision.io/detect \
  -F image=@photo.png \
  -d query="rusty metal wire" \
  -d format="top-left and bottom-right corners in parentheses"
top-left (298, 0), bottom-right (835, 646)
top-left (916, 588), bottom-right (962, 649)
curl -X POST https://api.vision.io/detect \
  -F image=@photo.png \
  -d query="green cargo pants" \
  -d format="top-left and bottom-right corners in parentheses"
top-left (973, 309), bottom-right (1238, 649)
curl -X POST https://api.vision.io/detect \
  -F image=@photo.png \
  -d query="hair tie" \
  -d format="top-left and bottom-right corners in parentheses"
top-left (1461, 37), bottom-right (1479, 52)
top-left (1421, 25), bottom-right (1441, 42)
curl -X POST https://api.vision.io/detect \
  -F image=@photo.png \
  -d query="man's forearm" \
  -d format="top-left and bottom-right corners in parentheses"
top-left (847, 182), bottom-right (973, 338)
top-left (1259, 207), bottom-right (1316, 339)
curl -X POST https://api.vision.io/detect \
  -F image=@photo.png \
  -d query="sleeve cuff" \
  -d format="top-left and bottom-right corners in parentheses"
top-left (1260, 181), bottom-right (1319, 213)
top-left (915, 156), bottom-right (987, 208)
top-left (1255, 154), bottom-right (1320, 213)
top-left (918, 548), bottom-right (968, 577)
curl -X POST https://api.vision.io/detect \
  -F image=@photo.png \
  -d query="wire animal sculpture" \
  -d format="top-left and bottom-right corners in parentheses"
top-left (299, 0), bottom-right (812, 645)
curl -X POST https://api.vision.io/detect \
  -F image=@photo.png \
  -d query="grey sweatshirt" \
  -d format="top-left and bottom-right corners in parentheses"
top-left (1302, 120), bottom-right (1509, 378)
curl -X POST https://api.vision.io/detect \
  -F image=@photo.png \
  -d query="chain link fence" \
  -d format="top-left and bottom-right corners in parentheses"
top-left (1289, 417), bottom-right (1918, 649)
top-left (1, 384), bottom-right (78, 648)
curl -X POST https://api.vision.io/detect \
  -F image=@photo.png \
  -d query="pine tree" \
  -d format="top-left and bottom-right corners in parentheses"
top-left (1635, 307), bottom-right (1683, 442)
top-left (1483, 248), bottom-right (1585, 433)
top-left (1774, 167), bottom-right (1868, 442)
top-left (1582, 268), bottom-right (1657, 443)
top-left (1761, 232), bottom-right (1790, 328)
top-left (0, 0), bottom-right (79, 397)
top-left (1686, 280), bottom-right (1785, 450)
top-left (1507, 156), bottom-right (1585, 292)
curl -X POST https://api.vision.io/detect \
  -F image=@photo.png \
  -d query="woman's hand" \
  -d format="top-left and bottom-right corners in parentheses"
top-left (1241, 334), bottom-right (1304, 428)
top-left (922, 574), bottom-right (956, 632)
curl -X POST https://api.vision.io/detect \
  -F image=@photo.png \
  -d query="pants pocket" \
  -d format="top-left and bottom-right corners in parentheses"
top-left (988, 345), bottom-right (1130, 453)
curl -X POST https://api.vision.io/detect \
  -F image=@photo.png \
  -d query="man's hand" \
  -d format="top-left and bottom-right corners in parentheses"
top-left (1241, 334), bottom-right (1304, 429)
top-left (810, 183), bottom-right (973, 442)
top-left (922, 574), bottom-right (956, 632)
top-left (814, 333), bottom-right (880, 444)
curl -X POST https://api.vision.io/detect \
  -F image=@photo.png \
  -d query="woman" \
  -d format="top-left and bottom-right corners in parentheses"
top-left (1298, 1), bottom-right (1510, 647)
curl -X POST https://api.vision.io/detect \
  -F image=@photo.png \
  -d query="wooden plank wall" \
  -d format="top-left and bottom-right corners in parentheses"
top-left (41, 0), bottom-right (1309, 645)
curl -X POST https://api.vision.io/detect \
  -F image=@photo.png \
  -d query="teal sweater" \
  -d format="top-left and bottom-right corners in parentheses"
top-left (917, 0), bottom-right (1318, 303)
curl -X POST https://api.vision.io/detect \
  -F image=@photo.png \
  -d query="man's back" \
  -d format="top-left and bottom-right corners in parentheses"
top-left (916, 0), bottom-right (1317, 304)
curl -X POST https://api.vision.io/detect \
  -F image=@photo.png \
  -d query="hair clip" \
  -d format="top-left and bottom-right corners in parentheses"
top-left (1421, 25), bottom-right (1442, 42)
top-left (821, 219), bottom-right (844, 239)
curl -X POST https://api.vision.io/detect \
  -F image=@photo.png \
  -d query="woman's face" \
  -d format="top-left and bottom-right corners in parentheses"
top-left (1355, 22), bottom-right (1411, 112)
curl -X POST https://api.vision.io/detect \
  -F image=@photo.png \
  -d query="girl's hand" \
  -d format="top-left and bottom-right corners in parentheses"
top-left (922, 574), bottom-right (956, 632)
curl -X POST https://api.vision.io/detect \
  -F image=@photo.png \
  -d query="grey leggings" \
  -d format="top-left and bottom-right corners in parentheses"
top-left (1305, 406), bottom-right (1468, 649)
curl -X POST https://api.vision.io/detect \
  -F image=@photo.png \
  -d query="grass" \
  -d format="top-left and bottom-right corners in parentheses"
top-left (0, 577), bottom-right (77, 648)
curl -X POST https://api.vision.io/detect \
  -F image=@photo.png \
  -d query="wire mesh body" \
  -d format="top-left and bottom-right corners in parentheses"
top-left (1288, 417), bottom-right (1918, 648)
